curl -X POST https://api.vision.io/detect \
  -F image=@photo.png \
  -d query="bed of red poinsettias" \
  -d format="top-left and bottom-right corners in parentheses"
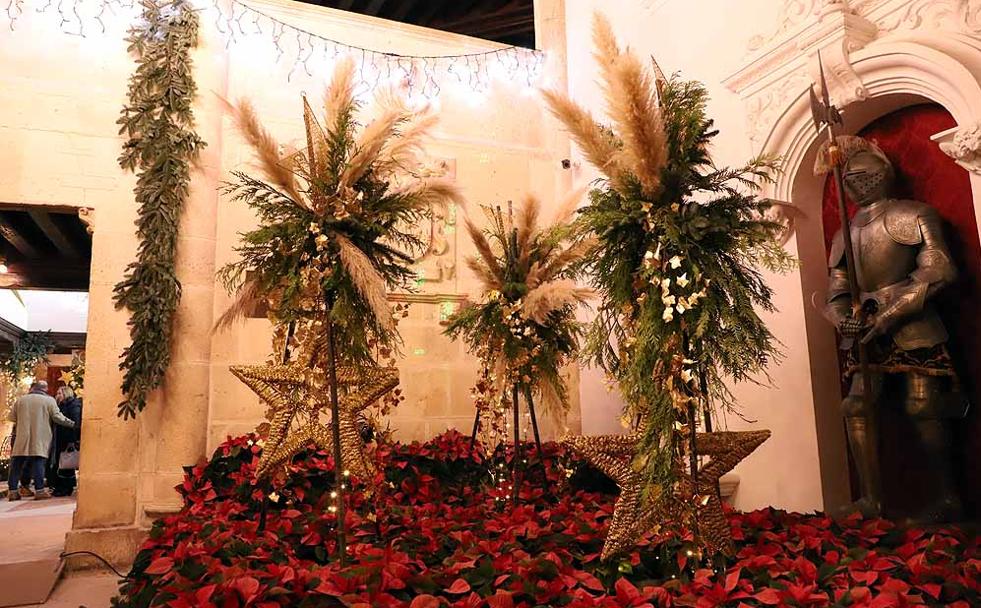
top-left (112, 430), bottom-right (979, 608)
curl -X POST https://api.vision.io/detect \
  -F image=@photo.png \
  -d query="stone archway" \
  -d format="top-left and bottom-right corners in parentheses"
top-left (724, 0), bottom-right (981, 512)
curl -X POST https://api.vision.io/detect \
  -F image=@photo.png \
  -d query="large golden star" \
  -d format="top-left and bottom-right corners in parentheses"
top-left (563, 429), bottom-right (770, 560)
top-left (231, 358), bottom-right (399, 482)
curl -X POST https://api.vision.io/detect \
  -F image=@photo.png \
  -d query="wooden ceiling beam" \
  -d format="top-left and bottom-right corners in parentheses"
top-left (428, 0), bottom-right (531, 32)
top-left (389, 0), bottom-right (418, 21)
top-left (416, 0), bottom-right (452, 26)
top-left (0, 217), bottom-right (40, 259)
top-left (0, 261), bottom-right (89, 291)
top-left (364, 0), bottom-right (388, 16)
top-left (28, 210), bottom-right (81, 259)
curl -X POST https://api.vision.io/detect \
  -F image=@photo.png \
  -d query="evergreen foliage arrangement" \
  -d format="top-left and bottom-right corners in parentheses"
top-left (544, 15), bottom-right (793, 497)
top-left (444, 195), bottom-right (591, 426)
top-left (114, 0), bottom-right (206, 419)
top-left (0, 331), bottom-right (54, 382)
top-left (217, 59), bottom-right (463, 367)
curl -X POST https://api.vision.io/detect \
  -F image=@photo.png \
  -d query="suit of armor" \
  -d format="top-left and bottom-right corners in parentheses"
top-left (822, 138), bottom-right (964, 521)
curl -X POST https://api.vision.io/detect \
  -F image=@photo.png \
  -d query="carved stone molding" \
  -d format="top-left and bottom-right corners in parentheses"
top-left (77, 207), bottom-right (95, 234)
top-left (726, 0), bottom-right (981, 153)
top-left (874, 0), bottom-right (981, 35)
top-left (747, 0), bottom-right (980, 57)
top-left (933, 123), bottom-right (981, 174)
top-left (407, 158), bottom-right (458, 285)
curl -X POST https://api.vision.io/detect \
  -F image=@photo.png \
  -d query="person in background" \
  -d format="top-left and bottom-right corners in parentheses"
top-left (50, 386), bottom-right (81, 497)
top-left (6, 381), bottom-right (75, 501)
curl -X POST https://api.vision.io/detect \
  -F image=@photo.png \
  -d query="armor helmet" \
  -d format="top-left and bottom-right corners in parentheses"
top-left (843, 150), bottom-right (893, 206)
top-left (814, 135), bottom-right (895, 206)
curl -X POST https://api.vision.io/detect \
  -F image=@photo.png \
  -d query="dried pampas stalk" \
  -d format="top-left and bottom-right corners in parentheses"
top-left (301, 96), bottom-right (331, 209)
top-left (542, 90), bottom-right (628, 193)
top-left (335, 233), bottom-right (395, 335)
top-left (522, 279), bottom-right (591, 324)
top-left (591, 13), bottom-right (623, 105)
top-left (465, 218), bottom-right (504, 283)
top-left (526, 260), bottom-right (544, 290)
top-left (341, 107), bottom-right (406, 188)
top-left (538, 237), bottom-right (596, 283)
top-left (549, 186), bottom-right (587, 228)
top-left (516, 194), bottom-right (541, 268)
top-left (376, 112), bottom-right (439, 176)
top-left (537, 376), bottom-right (568, 422)
top-left (226, 98), bottom-right (306, 207)
top-left (324, 58), bottom-right (356, 132)
top-left (214, 278), bottom-right (262, 333)
top-left (466, 256), bottom-right (501, 293)
top-left (394, 177), bottom-right (465, 210)
top-left (593, 14), bottom-right (666, 196)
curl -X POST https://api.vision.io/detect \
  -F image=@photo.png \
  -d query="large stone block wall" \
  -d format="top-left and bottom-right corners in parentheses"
top-left (1, 0), bottom-right (574, 566)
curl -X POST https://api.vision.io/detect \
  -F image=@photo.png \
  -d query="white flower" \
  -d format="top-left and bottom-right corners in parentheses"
top-left (675, 298), bottom-right (687, 314)
top-left (681, 368), bottom-right (694, 383)
top-left (661, 294), bottom-right (676, 306)
top-left (660, 278), bottom-right (671, 291)
top-left (676, 273), bottom-right (690, 288)
top-left (268, 492), bottom-right (280, 503)
top-left (669, 255), bottom-right (682, 269)
top-left (662, 307), bottom-right (675, 322)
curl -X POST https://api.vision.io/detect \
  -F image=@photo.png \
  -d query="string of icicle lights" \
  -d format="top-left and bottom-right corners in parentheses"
top-left (5, 0), bottom-right (547, 101)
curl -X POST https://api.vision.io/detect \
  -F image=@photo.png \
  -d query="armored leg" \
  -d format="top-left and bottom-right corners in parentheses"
top-left (838, 371), bottom-right (884, 518)
top-left (904, 373), bottom-right (963, 523)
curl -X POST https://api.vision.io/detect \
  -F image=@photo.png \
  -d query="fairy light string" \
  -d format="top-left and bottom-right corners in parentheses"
top-left (10, 0), bottom-right (546, 99)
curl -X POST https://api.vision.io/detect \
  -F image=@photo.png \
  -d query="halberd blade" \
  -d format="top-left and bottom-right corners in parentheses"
top-left (809, 85), bottom-right (826, 130)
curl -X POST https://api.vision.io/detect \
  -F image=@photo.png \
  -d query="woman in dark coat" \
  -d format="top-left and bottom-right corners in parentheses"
top-left (50, 386), bottom-right (82, 497)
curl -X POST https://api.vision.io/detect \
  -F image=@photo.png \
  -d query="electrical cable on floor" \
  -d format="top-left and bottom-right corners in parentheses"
top-left (59, 550), bottom-right (128, 579)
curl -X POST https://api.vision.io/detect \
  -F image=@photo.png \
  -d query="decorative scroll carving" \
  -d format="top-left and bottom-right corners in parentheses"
top-left (935, 123), bottom-right (981, 174)
top-left (748, 0), bottom-right (980, 59)
top-left (407, 158), bottom-right (458, 285)
top-left (875, 0), bottom-right (981, 35)
top-left (745, 70), bottom-right (812, 144)
top-left (78, 207), bottom-right (95, 234)
top-left (748, 0), bottom-right (822, 52)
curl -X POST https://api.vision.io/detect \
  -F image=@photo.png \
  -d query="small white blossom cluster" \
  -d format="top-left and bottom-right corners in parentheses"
top-left (641, 242), bottom-right (709, 324)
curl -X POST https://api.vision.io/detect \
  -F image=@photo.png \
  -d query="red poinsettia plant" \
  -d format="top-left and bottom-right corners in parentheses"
top-left (112, 431), bottom-right (979, 608)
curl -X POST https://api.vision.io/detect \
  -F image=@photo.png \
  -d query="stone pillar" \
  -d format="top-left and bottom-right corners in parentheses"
top-left (66, 16), bottom-right (229, 569)
top-left (535, 0), bottom-right (584, 436)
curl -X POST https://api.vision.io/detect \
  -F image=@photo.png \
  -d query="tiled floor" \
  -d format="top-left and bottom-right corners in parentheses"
top-left (24, 573), bottom-right (119, 608)
top-left (0, 496), bottom-right (75, 566)
top-left (0, 495), bottom-right (119, 607)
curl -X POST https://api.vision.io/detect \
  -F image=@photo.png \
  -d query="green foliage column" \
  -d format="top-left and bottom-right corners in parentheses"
top-left (114, 0), bottom-right (206, 419)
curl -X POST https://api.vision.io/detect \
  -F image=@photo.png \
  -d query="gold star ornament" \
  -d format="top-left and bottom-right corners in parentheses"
top-left (231, 359), bottom-right (399, 482)
top-left (563, 429), bottom-right (770, 560)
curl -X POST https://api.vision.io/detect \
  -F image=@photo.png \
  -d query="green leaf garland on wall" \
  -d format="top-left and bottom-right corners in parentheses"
top-left (114, 0), bottom-right (206, 419)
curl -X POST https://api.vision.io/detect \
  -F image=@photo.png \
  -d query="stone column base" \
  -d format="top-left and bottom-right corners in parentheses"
top-left (63, 526), bottom-right (147, 572)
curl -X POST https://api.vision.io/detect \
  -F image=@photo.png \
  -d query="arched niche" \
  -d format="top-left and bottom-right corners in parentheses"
top-left (725, 2), bottom-right (981, 512)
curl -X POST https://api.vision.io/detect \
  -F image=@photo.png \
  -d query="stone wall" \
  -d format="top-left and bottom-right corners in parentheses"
top-left (0, 0), bottom-right (573, 566)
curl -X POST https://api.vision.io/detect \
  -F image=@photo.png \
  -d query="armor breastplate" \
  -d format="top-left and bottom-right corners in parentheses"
top-left (827, 199), bottom-right (952, 351)
top-left (851, 202), bottom-right (918, 292)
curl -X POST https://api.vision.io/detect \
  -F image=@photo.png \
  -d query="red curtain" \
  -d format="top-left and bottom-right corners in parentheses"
top-left (822, 104), bottom-right (981, 519)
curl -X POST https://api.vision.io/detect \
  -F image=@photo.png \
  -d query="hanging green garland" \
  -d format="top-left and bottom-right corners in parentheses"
top-left (114, 0), bottom-right (206, 419)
